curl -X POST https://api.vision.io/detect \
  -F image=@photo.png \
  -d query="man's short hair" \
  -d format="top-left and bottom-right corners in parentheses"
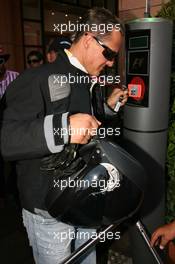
top-left (27, 50), bottom-right (44, 62)
top-left (72, 7), bottom-right (124, 43)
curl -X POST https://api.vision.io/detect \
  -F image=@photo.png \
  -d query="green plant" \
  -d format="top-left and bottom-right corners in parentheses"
top-left (166, 74), bottom-right (175, 222)
top-left (157, 0), bottom-right (175, 222)
top-left (157, 0), bottom-right (175, 18)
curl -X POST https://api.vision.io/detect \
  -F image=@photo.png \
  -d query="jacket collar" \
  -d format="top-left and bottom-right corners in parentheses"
top-left (55, 49), bottom-right (89, 76)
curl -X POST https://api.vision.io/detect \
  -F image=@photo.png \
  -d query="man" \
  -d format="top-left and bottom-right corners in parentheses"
top-left (151, 220), bottom-right (175, 249)
top-left (0, 7), bottom-right (128, 264)
top-left (0, 46), bottom-right (19, 98)
top-left (27, 50), bottom-right (44, 68)
top-left (0, 46), bottom-right (19, 208)
top-left (47, 36), bottom-right (72, 63)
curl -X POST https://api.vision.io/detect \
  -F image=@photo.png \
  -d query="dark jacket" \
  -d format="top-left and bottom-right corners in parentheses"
top-left (0, 50), bottom-right (116, 214)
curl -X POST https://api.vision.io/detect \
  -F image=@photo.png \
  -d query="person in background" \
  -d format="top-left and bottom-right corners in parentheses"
top-left (0, 46), bottom-right (19, 99)
top-left (47, 36), bottom-right (72, 63)
top-left (27, 50), bottom-right (44, 68)
top-left (0, 46), bottom-right (19, 208)
top-left (151, 220), bottom-right (175, 249)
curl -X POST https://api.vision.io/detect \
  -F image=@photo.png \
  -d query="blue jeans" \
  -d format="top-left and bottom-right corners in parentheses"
top-left (22, 209), bottom-right (96, 264)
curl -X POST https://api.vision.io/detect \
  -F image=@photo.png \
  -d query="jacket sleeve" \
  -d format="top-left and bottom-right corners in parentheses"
top-left (92, 84), bottom-right (118, 123)
top-left (0, 70), bottom-right (69, 161)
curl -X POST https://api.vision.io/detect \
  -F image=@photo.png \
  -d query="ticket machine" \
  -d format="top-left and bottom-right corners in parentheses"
top-left (123, 18), bottom-right (173, 263)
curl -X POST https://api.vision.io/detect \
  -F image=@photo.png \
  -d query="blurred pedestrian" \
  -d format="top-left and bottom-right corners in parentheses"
top-left (47, 36), bottom-right (72, 63)
top-left (27, 50), bottom-right (44, 68)
top-left (0, 46), bottom-right (19, 208)
top-left (0, 46), bottom-right (19, 99)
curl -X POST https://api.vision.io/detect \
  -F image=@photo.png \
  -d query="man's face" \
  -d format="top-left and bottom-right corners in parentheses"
top-left (27, 56), bottom-right (43, 68)
top-left (83, 29), bottom-right (123, 76)
top-left (47, 50), bottom-right (57, 63)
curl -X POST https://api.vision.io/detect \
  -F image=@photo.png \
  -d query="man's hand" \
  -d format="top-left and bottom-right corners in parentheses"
top-left (69, 113), bottom-right (101, 144)
top-left (107, 87), bottom-right (129, 109)
top-left (151, 221), bottom-right (175, 249)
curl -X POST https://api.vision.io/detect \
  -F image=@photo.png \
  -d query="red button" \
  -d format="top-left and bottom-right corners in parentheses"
top-left (128, 77), bottom-right (146, 101)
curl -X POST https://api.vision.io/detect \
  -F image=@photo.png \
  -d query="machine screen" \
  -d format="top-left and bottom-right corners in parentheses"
top-left (129, 36), bottom-right (148, 49)
top-left (128, 51), bottom-right (149, 76)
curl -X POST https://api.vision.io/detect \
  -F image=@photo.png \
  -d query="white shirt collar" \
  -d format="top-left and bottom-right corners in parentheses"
top-left (64, 49), bottom-right (88, 73)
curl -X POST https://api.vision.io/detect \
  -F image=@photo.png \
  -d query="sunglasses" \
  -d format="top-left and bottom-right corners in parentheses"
top-left (0, 58), bottom-right (5, 65)
top-left (27, 59), bottom-right (40, 64)
top-left (93, 36), bottom-right (118, 61)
